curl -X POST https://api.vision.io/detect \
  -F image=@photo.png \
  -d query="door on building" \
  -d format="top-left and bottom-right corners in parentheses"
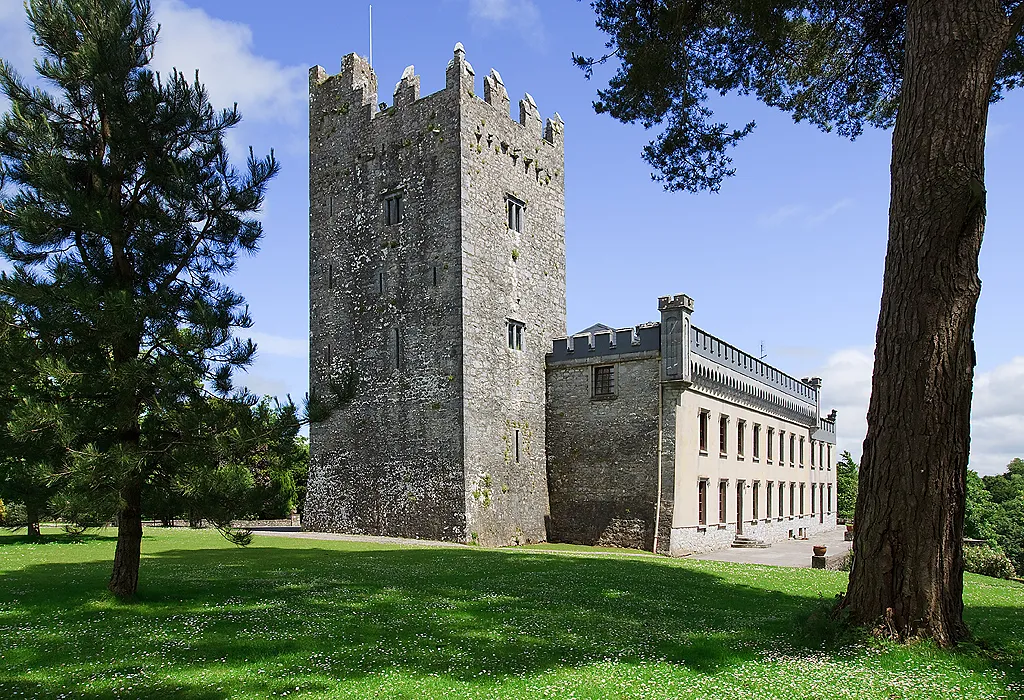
top-left (736, 481), bottom-right (744, 535)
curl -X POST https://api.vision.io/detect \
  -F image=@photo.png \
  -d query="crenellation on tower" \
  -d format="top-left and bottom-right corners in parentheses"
top-left (519, 92), bottom-right (542, 135)
top-left (483, 68), bottom-right (510, 114)
top-left (393, 65), bottom-right (420, 108)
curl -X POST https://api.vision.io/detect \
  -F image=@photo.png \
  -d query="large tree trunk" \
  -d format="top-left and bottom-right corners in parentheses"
top-left (839, 0), bottom-right (1014, 646)
top-left (108, 483), bottom-right (143, 598)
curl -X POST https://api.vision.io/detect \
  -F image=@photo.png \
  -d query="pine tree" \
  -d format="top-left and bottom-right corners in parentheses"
top-left (0, 0), bottom-right (279, 596)
top-left (579, 0), bottom-right (1024, 644)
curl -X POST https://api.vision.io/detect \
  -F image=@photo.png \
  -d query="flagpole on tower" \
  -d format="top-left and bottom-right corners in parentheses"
top-left (369, 5), bottom-right (373, 68)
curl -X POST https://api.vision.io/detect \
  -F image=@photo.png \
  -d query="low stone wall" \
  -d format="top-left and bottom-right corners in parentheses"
top-left (669, 513), bottom-right (837, 556)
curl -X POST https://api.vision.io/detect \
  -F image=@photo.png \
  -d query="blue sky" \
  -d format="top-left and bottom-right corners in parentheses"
top-left (2, 0), bottom-right (1023, 474)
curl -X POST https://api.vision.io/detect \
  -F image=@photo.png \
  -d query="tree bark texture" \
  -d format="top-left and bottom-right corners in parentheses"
top-left (108, 483), bottom-right (143, 597)
top-left (840, 0), bottom-right (1013, 646)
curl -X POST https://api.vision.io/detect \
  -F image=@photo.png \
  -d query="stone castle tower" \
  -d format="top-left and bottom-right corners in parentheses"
top-left (304, 45), bottom-right (566, 546)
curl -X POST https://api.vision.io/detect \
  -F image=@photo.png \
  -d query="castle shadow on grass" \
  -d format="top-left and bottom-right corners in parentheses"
top-left (1, 534), bottom-right (1023, 698)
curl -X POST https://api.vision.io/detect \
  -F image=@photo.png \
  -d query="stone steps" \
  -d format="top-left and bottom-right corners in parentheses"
top-left (732, 535), bottom-right (771, 549)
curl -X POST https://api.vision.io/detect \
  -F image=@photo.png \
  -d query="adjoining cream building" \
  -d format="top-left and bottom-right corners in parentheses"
top-left (545, 294), bottom-right (838, 555)
top-left (306, 43), bottom-right (837, 555)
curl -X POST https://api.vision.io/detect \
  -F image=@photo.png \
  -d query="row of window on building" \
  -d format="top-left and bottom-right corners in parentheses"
top-left (698, 410), bottom-right (831, 469)
top-left (374, 191), bottom-right (527, 232)
top-left (697, 479), bottom-right (833, 526)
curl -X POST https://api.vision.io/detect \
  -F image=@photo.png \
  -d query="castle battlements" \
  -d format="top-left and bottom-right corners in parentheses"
top-left (310, 44), bottom-right (564, 148)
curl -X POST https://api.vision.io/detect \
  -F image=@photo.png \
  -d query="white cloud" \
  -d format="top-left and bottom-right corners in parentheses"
top-left (758, 198), bottom-right (854, 228)
top-left (468, 0), bottom-right (544, 45)
top-left (814, 349), bottom-right (1024, 476)
top-left (238, 372), bottom-right (288, 399)
top-left (151, 0), bottom-right (305, 127)
top-left (248, 331), bottom-right (307, 359)
top-left (0, 2), bottom-right (305, 133)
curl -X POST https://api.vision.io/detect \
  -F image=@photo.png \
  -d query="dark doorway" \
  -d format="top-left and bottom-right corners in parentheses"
top-left (736, 481), bottom-right (744, 535)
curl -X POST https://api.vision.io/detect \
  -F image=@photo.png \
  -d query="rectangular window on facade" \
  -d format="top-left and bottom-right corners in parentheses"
top-left (328, 263), bottom-right (334, 289)
top-left (810, 439), bottom-right (816, 467)
top-left (699, 410), bottom-right (709, 453)
top-left (719, 415), bottom-right (728, 457)
top-left (394, 328), bottom-right (402, 369)
top-left (507, 195), bottom-right (524, 233)
top-left (507, 319), bottom-right (524, 350)
top-left (799, 436), bottom-right (805, 467)
top-left (780, 430), bottom-right (786, 466)
top-left (514, 429), bottom-right (521, 463)
top-left (820, 442), bottom-right (825, 469)
top-left (827, 444), bottom-right (832, 470)
top-left (593, 365), bottom-right (615, 399)
top-left (737, 420), bottom-right (746, 458)
top-left (811, 483), bottom-right (816, 514)
top-left (828, 483), bottom-right (833, 512)
top-left (790, 483), bottom-right (796, 516)
top-left (767, 427), bottom-right (774, 462)
top-left (432, 266), bottom-right (438, 287)
top-left (800, 483), bottom-right (805, 515)
top-left (767, 481), bottom-right (773, 518)
top-left (753, 424), bottom-right (761, 461)
top-left (698, 479), bottom-right (708, 526)
top-left (789, 434), bottom-right (796, 466)
top-left (719, 480), bottom-right (728, 523)
top-left (753, 481), bottom-right (760, 520)
top-left (385, 192), bottom-right (403, 225)
top-left (779, 482), bottom-right (785, 518)
top-left (378, 271), bottom-right (386, 295)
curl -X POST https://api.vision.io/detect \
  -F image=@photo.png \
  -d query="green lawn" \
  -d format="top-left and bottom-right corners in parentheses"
top-left (1, 529), bottom-right (1022, 699)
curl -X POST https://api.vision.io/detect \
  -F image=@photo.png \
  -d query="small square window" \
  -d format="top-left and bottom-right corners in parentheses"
top-left (507, 196), bottom-right (524, 233)
top-left (507, 319), bottom-right (524, 350)
top-left (593, 364), bottom-right (615, 399)
top-left (385, 192), bottom-right (403, 225)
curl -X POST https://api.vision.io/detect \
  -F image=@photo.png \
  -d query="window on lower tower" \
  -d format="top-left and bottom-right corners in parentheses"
top-left (507, 319), bottom-right (524, 350)
top-left (385, 192), bottom-right (403, 225)
top-left (507, 195), bottom-right (524, 233)
top-left (593, 364), bottom-right (615, 399)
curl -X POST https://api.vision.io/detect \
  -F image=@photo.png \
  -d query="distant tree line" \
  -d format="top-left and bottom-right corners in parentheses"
top-left (837, 450), bottom-right (1023, 579)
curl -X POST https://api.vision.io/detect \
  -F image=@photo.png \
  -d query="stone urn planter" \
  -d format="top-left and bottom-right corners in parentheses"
top-left (813, 545), bottom-right (828, 557)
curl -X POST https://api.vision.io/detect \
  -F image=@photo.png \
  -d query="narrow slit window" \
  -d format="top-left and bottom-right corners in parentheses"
top-left (811, 439), bottom-right (816, 467)
top-left (506, 196), bottom-right (524, 233)
top-left (753, 481), bottom-right (759, 520)
top-left (394, 328), bottom-right (401, 369)
top-left (737, 420), bottom-right (745, 458)
top-left (378, 271), bottom-right (386, 295)
top-left (328, 263), bottom-right (334, 289)
top-left (767, 482), bottom-right (773, 518)
top-left (799, 436), bottom-right (805, 466)
top-left (719, 480), bottom-right (728, 523)
top-left (753, 424), bottom-right (761, 460)
top-left (432, 266), bottom-right (438, 287)
top-left (698, 479), bottom-right (708, 525)
top-left (507, 319), bottom-right (524, 350)
top-left (779, 482), bottom-right (785, 518)
top-left (699, 411), bottom-right (709, 453)
top-left (514, 429), bottom-right (522, 463)
top-left (790, 434), bottom-right (796, 466)
top-left (385, 192), bottom-right (403, 225)
top-left (719, 415), bottom-right (728, 457)
top-left (767, 427), bottom-right (774, 462)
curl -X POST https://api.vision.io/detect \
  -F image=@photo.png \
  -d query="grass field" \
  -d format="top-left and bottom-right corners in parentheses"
top-left (1, 528), bottom-right (1023, 699)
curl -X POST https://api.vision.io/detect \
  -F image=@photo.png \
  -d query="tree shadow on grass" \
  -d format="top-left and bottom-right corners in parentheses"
top-left (2, 543), bottom-right (1023, 698)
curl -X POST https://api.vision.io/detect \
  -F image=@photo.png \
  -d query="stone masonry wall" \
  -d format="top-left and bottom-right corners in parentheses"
top-left (305, 55), bottom-right (467, 540)
top-left (456, 53), bottom-right (566, 546)
top-left (546, 354), bottom-right (660, 549)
